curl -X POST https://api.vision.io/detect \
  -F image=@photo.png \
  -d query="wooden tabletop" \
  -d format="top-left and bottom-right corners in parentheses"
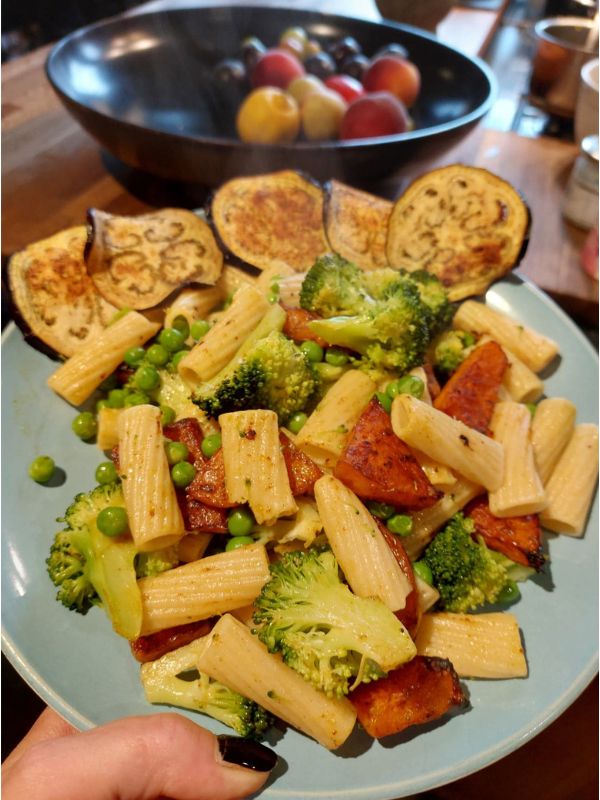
top-left (1, 3), bottom-right (598, 798)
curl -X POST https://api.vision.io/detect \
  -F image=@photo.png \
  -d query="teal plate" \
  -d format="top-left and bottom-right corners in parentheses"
top-left (2, 274), bottom-right (598, 799)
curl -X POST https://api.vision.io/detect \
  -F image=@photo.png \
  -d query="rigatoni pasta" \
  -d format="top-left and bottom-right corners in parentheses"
top-left (178, 284), bottom-right (269, 384)
top-left (453, 300), bottom-right (559, 372)
top-left (139, 544), bottom-right (270, 634)
top-left (531, 397), bottom-right (577, 485)
top-left (314, 475), bottom-right (412, 612)
top-left (220, 409), bottom-right (297, 525)
top-left (477, 335), bottom-right (544, 403)
top-left (391, 395), bottom-right (504, 491)
top-left (295, 369), bottom-right (376, 467)
top-left (197, 614), bottom-right (357, 750)
top-left (539, 424), bottom-right (599, 536)
top-left (118, 404), bottom-right (185, 551)
top-left (488, 401), bottom-right (547, 517)
top-left (47, 311), bottom-right (160, 405)
top-left (415, 612), bottom-right (528, 679)
top-left (96, 407), bottom-right (124, 451)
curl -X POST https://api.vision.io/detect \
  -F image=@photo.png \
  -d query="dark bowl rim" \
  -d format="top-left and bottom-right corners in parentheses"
top-left (45, 3), bottom-right (497, 152)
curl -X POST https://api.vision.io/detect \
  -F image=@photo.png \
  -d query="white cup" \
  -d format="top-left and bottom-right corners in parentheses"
top-left (575, 57), bottom-right (599, 144)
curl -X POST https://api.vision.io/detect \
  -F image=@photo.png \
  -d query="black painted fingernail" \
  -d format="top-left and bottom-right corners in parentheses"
top-left (217, 735), bottom-right (277, 772)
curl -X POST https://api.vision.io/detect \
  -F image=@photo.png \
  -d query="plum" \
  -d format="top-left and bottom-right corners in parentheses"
top-left (340, 92), bottom-right (410, 140)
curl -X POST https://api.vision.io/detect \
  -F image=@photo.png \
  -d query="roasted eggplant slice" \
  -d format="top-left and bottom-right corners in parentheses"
top-left (8, 225), bottom-right (117, 357)
top-left (386, 166), bottom-right (530, 300)
top-left (211, 170), bottom-right (328, 272)
top-left (85, 208), bottom-right (223, 310)
top-left (324, 179), bottom-right (392, 270)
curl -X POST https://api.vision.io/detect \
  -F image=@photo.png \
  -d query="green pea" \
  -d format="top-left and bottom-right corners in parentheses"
top-left (325, 347), bottom-right (349, 366)
top-left (170, 350), bottom-right (188, 370)
top-left (300, 340), bottom-right (324, 363)
top-left (201, 433), bottom-right (222, 458)
top-left (267, 291), bottom-right (279, 304)
top-left (146, 343), bottom-right (170, 367)
top-left (387, 514), bottom-right (413, 536)
top-left (191, 319), bottom-right (211, 340)
top-left (123, 391), bottom-right (149, 408)
top-left (386, 376), bottom-right (424, 400)
top-left (160, 405), bottom-right (176, 426)
top-left (496, 580), bottom-right (521, 605)
top-left (375, 391), bottom-right (392, 414)
top-left (367, 501), bottom-right (395, 520)
top-left (96, 506), bottom-right (128, 537)
top-left (227, 507), bottom-right (255, 537)
top-left (159, 327), bottom-right (186, 353)
top-left (287, 412), bottom-right (308, 435)
top-left (72, 411), bottom-right (97, 441)
top-left (166, 441), bottom-right (189, 465)
top-left (413, 560), bottom-right (433, 585)
top-left (171, 315), bottom-right (190, 340)
top-left (124, 346), bottom-right (146, 367)
top-left (28, 455), bottom-right (55, 484)
top-left (225, 535), bottom-right (255, 551)
top-left (96, 399), bottom-right (110, 412)
top-left (171, 461), bottom-right (196, 488)
top-left (133, 365), bottom-right (160, 392)
top-left (95, 461), bottom-right (118, 485)
top-left (107, 388), bottom-right (127, 409)
top-left (99, 374), bottom-right (119, 392)
top-left (463, 331), bottom-right (476, 347)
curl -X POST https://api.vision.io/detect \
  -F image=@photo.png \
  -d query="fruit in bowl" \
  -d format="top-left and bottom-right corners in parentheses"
top-left (213, 25), bottom-right (421, 145)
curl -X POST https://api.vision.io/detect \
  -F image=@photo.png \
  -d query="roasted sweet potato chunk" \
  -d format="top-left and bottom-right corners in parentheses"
top-left (180, 497), bottom-right (228, 533)
top-left (334, 397), bottom-right (441, 509)
top-left (349, 655), bottom-right (467, 738)
top-left (280, 432), bottom-right (322, 496)
top-left (377, 520), bottom-right (420, 637)
top-left (466, 495), bottom-right (545, 570)
top-left (130, 618), bottom-right (217, 662)
top-left (433, 340), bottom-right (508, 434)
top-left (282, 306), bottom-right (328, 347)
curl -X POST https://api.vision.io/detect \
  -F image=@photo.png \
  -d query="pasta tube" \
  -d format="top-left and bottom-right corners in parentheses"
top-left (164, 286), bottom-right (225, 332)
top-left (453, 300), bottom-right (558, 373)
top-left (47, 311), bottom-right (160, 405)
top-left (118, 405), bottom-right (185, 551)
top-left (139, 544), bottom-right (270, 634)
top-left (531, 397), bottom-right (577, 485)
top-left (539, 424), bottom-right (599, 536)
top-left (178, 284), bottom-right (269, 385)
top-left (197, 614), bottom-right (357, 750)
top-left (391, 395), bottom-right (504, 491)
top-left (295, 370), bottom-right (376, 468)
top-left (488, 401), bottom-right (546, 517)
top-left (96, 407), bottom-right (124, 451)
top-left (315, 475), bottom-right (412, 611)
top-left (220, 410), bottom-right (297, 525)
top-left (415, 612), bottom-right (528, 679)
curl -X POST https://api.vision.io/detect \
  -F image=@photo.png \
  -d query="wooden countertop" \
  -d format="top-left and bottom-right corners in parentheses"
top-left (1, 4), bottom-right (598, 798)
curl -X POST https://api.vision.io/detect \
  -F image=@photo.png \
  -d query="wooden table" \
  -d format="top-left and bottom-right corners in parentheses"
top-left (1, 3), bottom-right (598, 798)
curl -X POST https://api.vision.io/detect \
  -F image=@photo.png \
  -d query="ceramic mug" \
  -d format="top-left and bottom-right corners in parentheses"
top-left (575, 57), bottom-right (599, 143)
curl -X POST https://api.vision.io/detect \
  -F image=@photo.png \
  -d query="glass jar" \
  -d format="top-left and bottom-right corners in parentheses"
top-left (563, 134), bottom-right (599, 230)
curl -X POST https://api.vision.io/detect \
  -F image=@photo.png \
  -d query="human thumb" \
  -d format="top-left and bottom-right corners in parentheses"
top-left (3, 711), bottom-right (277, 800)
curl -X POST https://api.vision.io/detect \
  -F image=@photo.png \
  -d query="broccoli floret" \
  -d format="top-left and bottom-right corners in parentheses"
top-left (300, 257), bottom-right (452, 375)
top-left (47, 482), bottom-right (141, 639)
top-left (135, 545), bottom-right (180, 578)
top-left (141, 638), bottom-right (273, 739)
top-left (432, 329), bottom-right (477, 375)
top-left (194, 330), bottom-right (318, 421)
top-left (409, 270), bottom-right (455, 333)
top-left (308, 279), bottom-right (430, 374)
top-left (300, 253), bottom-right (375, 317)
top-left (154, 370), bottom-right (201, 420)
top-left (253, 548), bottom-right (416, 698)
top-left (421, 513), bottom-right (530, 613)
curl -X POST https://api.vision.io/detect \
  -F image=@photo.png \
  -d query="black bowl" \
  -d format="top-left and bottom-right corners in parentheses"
top-left (46, 5), bottom-right (496, 186)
